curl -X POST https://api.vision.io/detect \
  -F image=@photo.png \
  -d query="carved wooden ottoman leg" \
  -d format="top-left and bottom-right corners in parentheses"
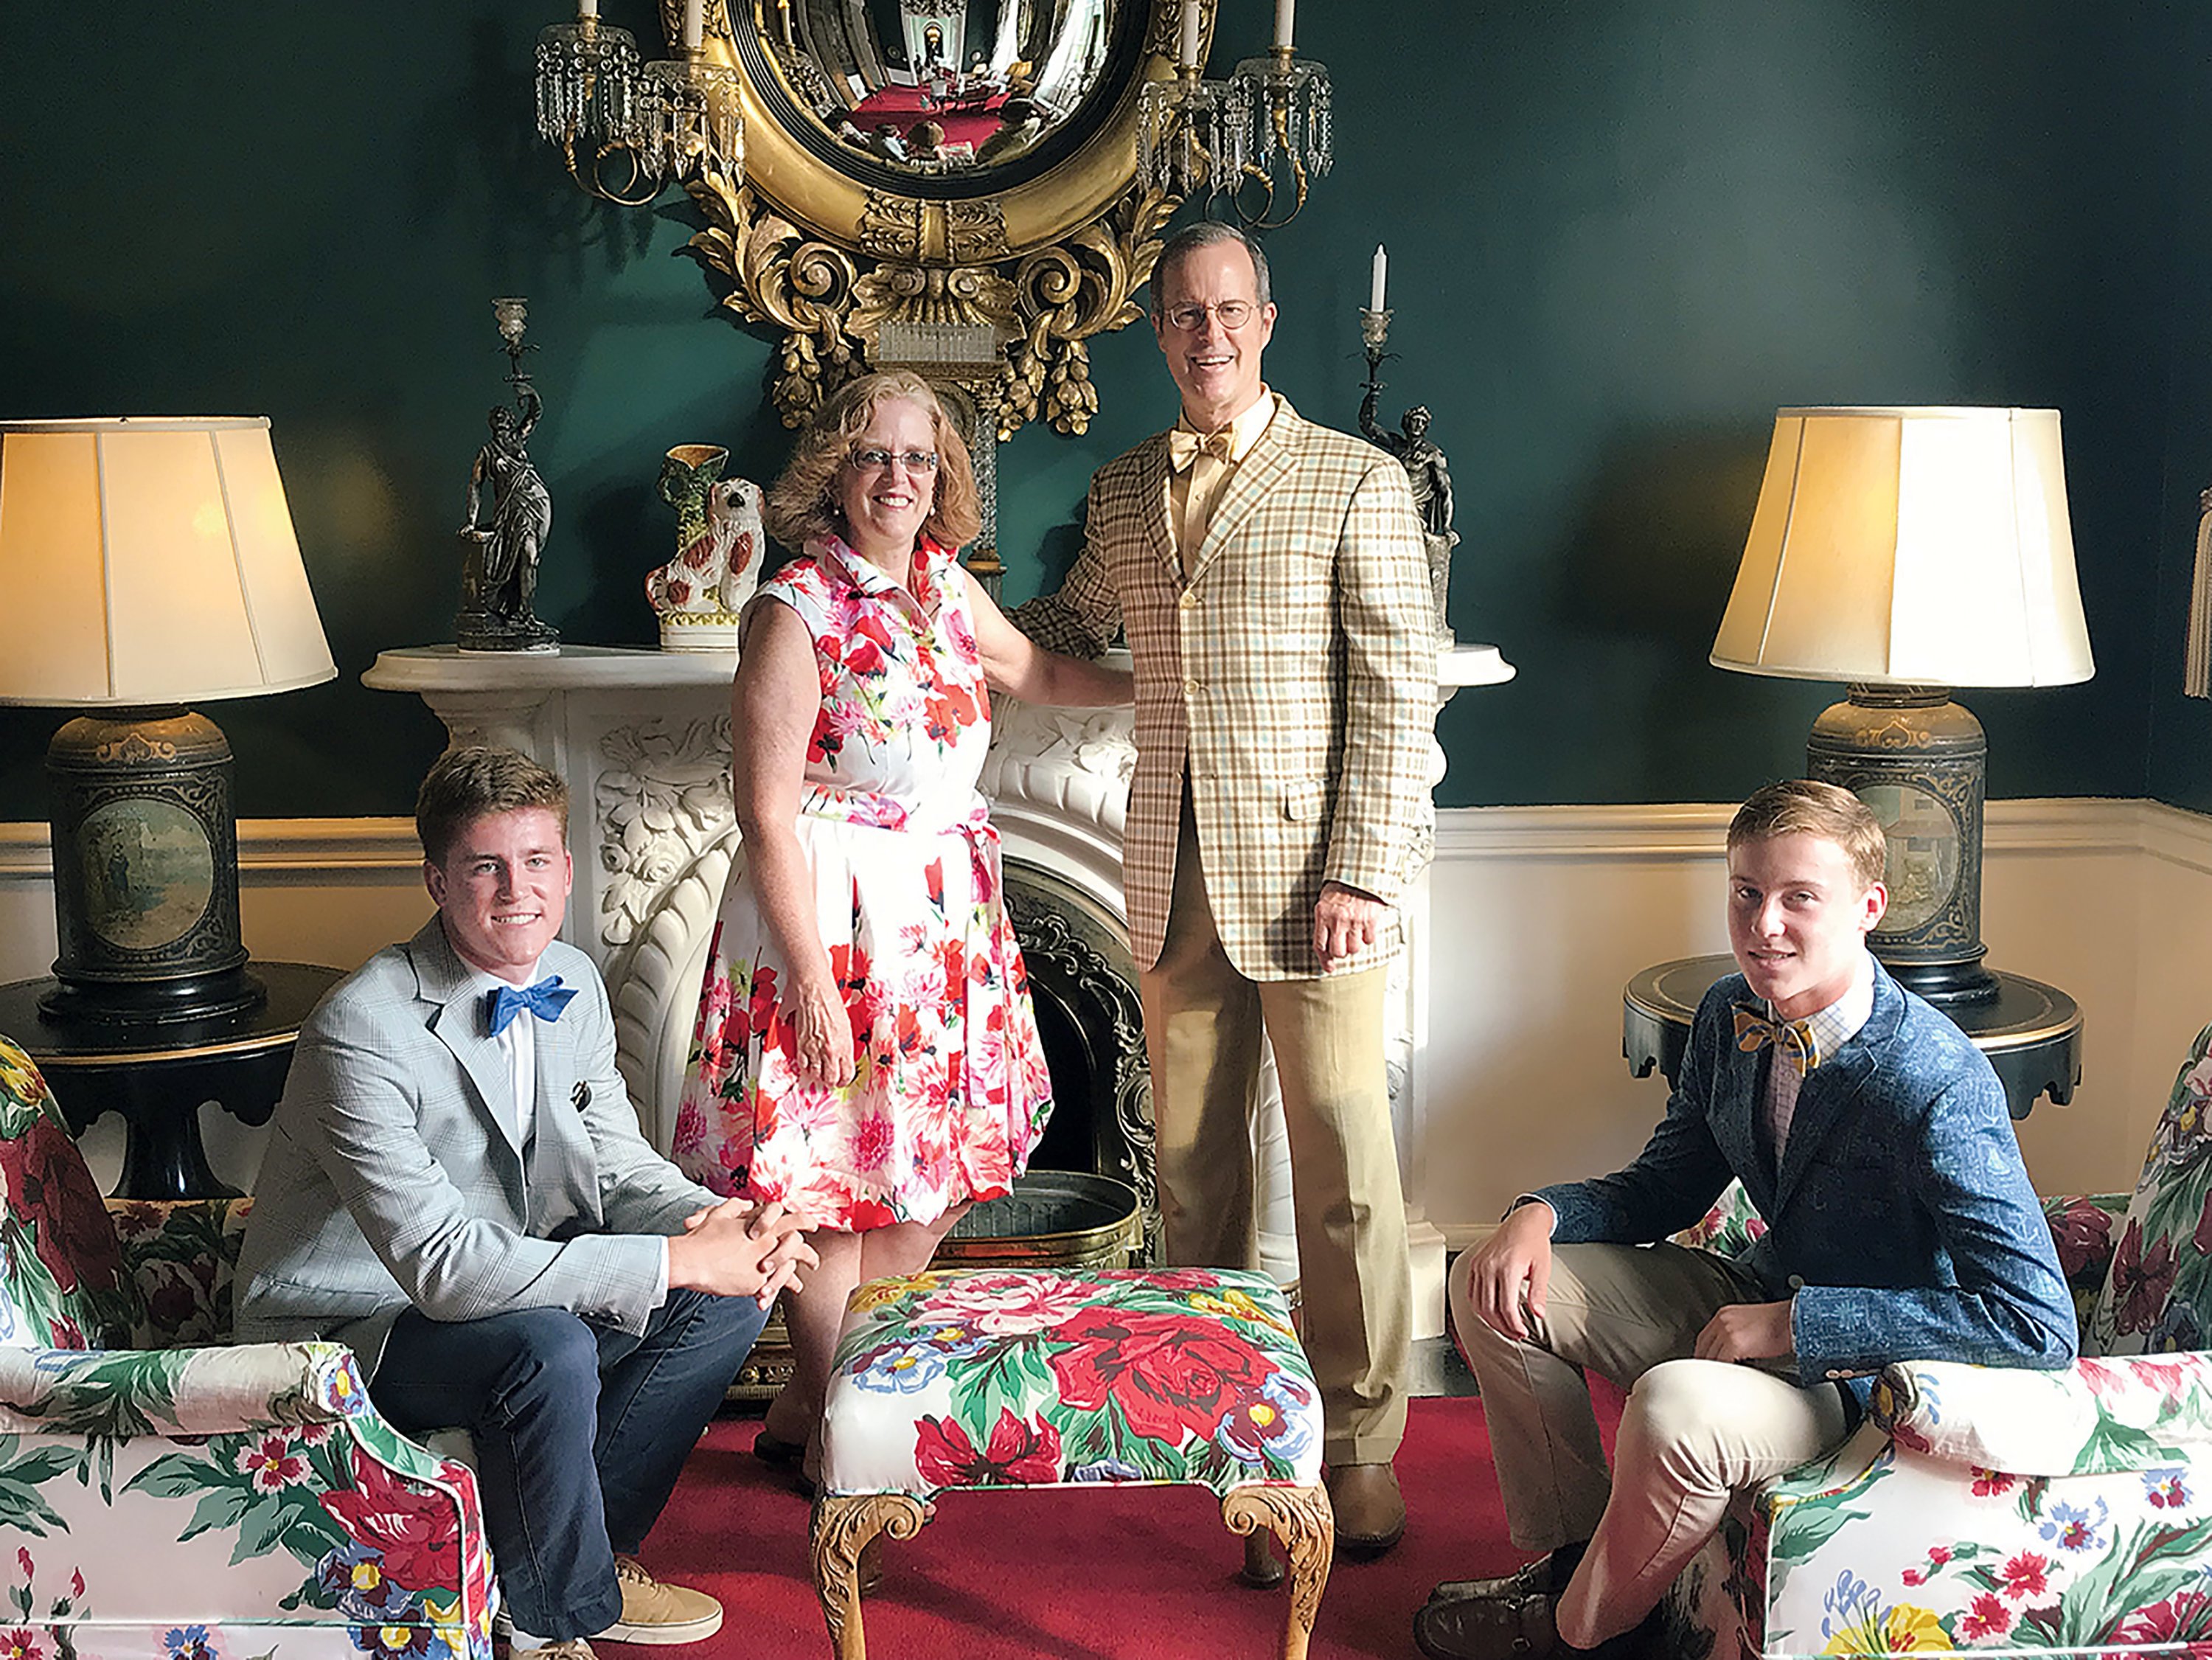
top-left (811, 1493), bottom-right (931, 1660)
top-left (1222, 1483), bottom-right (1334, 1660)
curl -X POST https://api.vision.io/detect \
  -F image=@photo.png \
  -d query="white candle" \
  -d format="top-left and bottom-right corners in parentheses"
top-left (683, 0), bottom-right (704, 49)
top-left (1369, 243), bottom-right (1387, 312)
top-left (1274, 0), bottom-right (1295, 50)
top-left (1178, 0), bottom-right (1201, 70)
top-left (576, 0), bottom-right (597, 18)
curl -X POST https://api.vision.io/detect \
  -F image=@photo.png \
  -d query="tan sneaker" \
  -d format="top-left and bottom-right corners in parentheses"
top-left (512, 1641), bottom-right (597, 1660)
top-left (599, 1557), bottom-right (723, 1645)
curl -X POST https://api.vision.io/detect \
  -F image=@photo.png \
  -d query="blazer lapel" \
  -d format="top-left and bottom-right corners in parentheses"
top-left (521, 986), bottom-right (597, 1234)
top-left (1772, 968), bottom-right (1904, 1212)
top-left (1772, 1045), bottom-right (1874, 1213)
top-left (1187, 397), bottom-right (1301, 580)
top-left (529, 996), bottom-right (587, 1156)
top-left (1710, 1034), bottom-right (1775, 1215)
top-left (411, 919), bottom-right (525, 1159)
top-left (1135, 434), bottom-right (1178, 581)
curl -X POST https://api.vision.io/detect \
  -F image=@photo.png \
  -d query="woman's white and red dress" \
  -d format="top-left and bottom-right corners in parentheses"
top-left (672, 535), bottom-right (1054, 1230)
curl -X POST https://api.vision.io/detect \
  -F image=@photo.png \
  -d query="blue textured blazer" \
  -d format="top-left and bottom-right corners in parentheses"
top-left (1537, 959), bottom-right (2077, 1403)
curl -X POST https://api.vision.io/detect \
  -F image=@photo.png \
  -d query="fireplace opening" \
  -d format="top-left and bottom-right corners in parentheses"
top-left (955, 857), bottom-right (1157, 1263)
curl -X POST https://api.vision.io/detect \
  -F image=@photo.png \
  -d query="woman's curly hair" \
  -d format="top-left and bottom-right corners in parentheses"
top-left (763, 370), bottom-right (982, 555)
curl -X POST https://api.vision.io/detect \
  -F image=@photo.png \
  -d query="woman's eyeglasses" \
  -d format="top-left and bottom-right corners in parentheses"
top-left (851, 448), bottom-right (941, 473)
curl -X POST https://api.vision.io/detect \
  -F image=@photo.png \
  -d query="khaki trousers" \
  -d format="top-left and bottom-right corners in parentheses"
top-left (1139, 798), bottom-right (1412, 1465)
top-left (1453, 1241), bottom-right (1849, 1646)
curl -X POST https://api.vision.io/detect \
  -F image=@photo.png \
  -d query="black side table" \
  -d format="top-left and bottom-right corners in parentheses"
top-left (0, 962), bottom-right (344, 1198)
top-left (1623, 955), bottom-right (2082, 1120)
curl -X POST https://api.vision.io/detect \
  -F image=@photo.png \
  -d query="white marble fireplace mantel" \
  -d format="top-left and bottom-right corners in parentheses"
top-left (366, 639), bottom-right (1514, 1329)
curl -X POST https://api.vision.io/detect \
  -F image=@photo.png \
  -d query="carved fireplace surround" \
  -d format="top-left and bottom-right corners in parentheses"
top-left (365, 639), bottom-right (1511, 1324)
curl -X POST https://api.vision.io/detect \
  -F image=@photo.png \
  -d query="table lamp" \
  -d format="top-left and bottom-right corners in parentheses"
top-left (0, 417), bottom-right (337, 1024)
top-left (1711, 406), bottom-right (2094, 1005)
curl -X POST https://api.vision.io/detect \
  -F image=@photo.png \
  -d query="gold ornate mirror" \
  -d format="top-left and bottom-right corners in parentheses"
top-left (675, 0), bottom-right (1207, 445)
top-left (742, 0), bottom-right (1137, 196)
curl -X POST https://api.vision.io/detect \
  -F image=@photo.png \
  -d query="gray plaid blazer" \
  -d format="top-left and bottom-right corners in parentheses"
top-left (1030, 395), bottom-right (1436, 979)
top-left (235, 917), bottom-right (714, 1374)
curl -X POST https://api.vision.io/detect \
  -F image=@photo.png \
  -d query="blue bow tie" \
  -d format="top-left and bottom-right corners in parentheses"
top-left (486, 976), bottom-right (577, 1037)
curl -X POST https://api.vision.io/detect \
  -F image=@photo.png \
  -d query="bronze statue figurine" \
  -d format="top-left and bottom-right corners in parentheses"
top-left (1359, 382), bottom-right (1458, 642)
top-left (457, 298), bottom-right (560, 653)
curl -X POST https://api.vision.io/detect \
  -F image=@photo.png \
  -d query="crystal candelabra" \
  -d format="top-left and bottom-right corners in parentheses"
top-left (1138, 65), bottom-right (1249, 203)
top-left (1136, 5), bottom-right (1330, 227)
top-left (535, 7), bottom-right (742, 206)
top-left (1225, 44), bottom-right (1331, 227)
top-left (535, 12), bottom-right (641, 159)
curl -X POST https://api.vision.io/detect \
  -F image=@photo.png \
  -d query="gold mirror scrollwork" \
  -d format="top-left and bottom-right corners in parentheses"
top-left (672, 0), bottom-right (1208, 442)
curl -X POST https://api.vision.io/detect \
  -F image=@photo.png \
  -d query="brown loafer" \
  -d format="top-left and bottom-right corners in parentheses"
top-left (1325, 1462), bottom-right (1405, 1557)
top-left (1428, 1547), bottom-right (1580, 1606)
top-left (1414, 1591), bottom-right (1558, 1660)
top-left (1414, 1592), bottom-right (1660, 1660)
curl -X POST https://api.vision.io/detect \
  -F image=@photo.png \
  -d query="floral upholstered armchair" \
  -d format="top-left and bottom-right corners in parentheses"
top-left (1665, 1021), bottom-right (2212, 1660)
top-left (0, 1035), bottom-right (497, 1660)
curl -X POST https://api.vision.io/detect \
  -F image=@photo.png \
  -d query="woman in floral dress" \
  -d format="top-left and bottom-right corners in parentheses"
top-left (673, 371), bottom-right (1130, 1479)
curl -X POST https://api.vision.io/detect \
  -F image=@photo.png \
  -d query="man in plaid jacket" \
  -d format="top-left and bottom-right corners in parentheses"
top-left (1020, 220), bottom-right (1438, 1552)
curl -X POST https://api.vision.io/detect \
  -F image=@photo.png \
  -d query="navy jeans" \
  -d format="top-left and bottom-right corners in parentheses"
top-left (370, 1289), bottom-right (768, 1639)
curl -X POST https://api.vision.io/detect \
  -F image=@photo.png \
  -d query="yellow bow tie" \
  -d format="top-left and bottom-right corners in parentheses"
top-left (1733, 1004), bottom-right (1820, 1077)
top-left (1168, 426), bottom-right (1237, 473)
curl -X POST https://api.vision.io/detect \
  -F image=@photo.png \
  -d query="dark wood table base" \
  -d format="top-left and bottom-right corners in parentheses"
top-left (0, 962), bottom-right (344, 1198)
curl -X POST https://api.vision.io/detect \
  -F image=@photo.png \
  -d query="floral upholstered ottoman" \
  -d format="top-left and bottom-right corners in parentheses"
top-left (810, 1267), bottom-right (1333, 1659)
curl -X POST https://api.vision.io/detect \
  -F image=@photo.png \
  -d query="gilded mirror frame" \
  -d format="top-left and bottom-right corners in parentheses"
top-left (672, 0), bottom-right (1209, 440)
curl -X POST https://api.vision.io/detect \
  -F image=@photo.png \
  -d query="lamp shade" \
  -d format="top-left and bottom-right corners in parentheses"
top-left (1711, 406), bottom-right (2094, 688)
top-left (0, 417), bottom-right (336, 707)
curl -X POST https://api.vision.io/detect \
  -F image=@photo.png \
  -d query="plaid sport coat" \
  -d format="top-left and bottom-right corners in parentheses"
top-left (235, 917), bottom-right (714, 1374)
top-left (1040, 395), bottom-right (1436, 979)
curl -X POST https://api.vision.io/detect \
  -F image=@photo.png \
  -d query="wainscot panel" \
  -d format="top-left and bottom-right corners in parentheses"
top-left (5, 802), bottom-right (2207, 1222)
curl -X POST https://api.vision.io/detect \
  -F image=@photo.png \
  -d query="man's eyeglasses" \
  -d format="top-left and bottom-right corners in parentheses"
top-left (1162, 299), bottom-right (1260, 333)
top-left (850, 448), bottom-right (941, 473)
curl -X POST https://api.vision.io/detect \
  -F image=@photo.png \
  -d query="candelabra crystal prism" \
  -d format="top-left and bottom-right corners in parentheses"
top-left (1137, 68), bottom-right (1250, 202)
top-left (535, 18), bottom-right (644, 153)
top-left (637, 52), bottom-right (744, 186)
top-left (1227, 47), bottom-right (1330, 226)
top-left (534, 17), bottom-right (741, 205)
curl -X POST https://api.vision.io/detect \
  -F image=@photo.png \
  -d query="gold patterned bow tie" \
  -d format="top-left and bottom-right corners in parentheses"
top-left (1733, 1004), bottom-right (1820, 1077)
top-left (1168, 426), bottom-right (1236, 473)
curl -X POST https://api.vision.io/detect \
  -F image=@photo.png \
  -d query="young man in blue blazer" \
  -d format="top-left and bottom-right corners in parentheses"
top-left (1416, 780), bottom-right (2077, 1660)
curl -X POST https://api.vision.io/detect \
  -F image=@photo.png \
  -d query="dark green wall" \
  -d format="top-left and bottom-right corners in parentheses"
top-left (2146, 9), bottom-right (2212, 813)
top-left (0, 1), bottom-right (2189, 819)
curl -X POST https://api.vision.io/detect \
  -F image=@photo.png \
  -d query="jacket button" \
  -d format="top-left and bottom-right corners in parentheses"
top-left (1183, 678), bottom-right (1200, 695)
top-left (1180, 591), bottom-right (1198, 609)
top-left (1787, 1275), bottom-right (1805, 1291)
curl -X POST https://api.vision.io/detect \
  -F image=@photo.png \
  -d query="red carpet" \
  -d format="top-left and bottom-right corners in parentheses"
top-left (849, 83), bottom-right (1009, 150)
top-left (627, 1395), bottom-right (1558, 1660)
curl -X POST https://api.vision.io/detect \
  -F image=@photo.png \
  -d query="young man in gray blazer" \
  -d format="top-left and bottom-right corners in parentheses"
top-left (239, 747), bottom-right (815, 1660)
top-left (1020, 220), bottom-right (1438, 1552)
top-left (1416, 782), bottom-right (2076, 1660)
